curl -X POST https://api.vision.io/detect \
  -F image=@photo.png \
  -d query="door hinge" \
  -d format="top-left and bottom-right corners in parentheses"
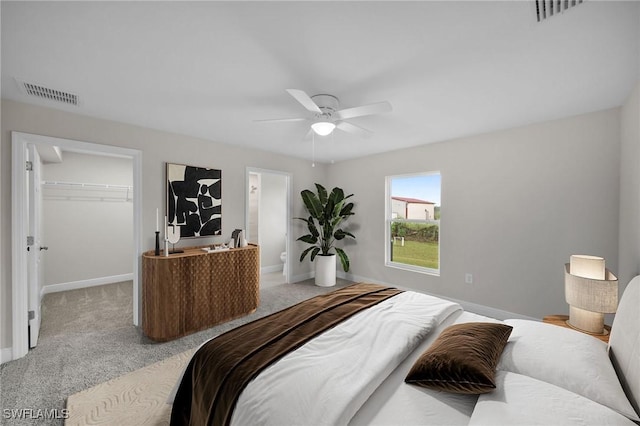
top-left (26, 161), bottom-right (33, 171)
top-left (28, 310), bottom-right (35, 320)
top-left (27, 236), bottom-right (34, 246)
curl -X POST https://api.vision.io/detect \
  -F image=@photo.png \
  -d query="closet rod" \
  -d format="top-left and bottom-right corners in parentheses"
top-left (42, 180), bottom-right (133, 191)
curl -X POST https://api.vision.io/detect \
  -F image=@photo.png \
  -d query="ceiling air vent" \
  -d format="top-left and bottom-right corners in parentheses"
top-left (535, 0), bottom-right (584, 22)
top-left (15, 78), bottom-right (79, 106)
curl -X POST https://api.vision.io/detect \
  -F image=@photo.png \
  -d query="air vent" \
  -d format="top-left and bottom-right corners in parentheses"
top-left (15, 78), bottom-right (79, 106)
top-left (535, 0), bottom-right (584, 22)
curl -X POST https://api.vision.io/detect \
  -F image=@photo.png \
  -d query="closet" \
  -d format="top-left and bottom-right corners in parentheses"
top-left (41, 152), bottom-right (134, 290)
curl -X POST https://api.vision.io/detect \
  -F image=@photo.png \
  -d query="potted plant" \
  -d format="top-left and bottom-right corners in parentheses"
top-left (297, 183), bottom-right (356, 287)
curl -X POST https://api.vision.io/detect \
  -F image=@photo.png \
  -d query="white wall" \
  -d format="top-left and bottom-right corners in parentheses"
top-left (41, 152), bottom-right (133, 287)
top-left (0, 101), bottom-right (5, 362)
top-left (259, 173), bottom-right (287, 269)
top-left (247, 173), bottom-right (259, 244)
top-left (2, 94), bottom-right (636, 353)
top-left (328, 108), bottom-right (621, 320)
top-left (406, 202), bottom-right (435, 220)
top-left (0, 99), bottom-right (326, 352)
top-left (618, 81), bottom-right (640, 290)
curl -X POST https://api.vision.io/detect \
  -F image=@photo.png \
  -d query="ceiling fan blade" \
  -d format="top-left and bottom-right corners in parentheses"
top-left (286, 89), bottom-right (322, 114)
top-left (253, 117), bottom-right (307, 123)
top-left (336, 101), bottom-right (392, 120)
top-left (336, 121), bottom-right (373, 138)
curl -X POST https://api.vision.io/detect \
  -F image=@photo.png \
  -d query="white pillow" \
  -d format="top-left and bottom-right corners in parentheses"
top-left (497, 319), bottom-right (639, 421)
top-left (469, 371), bottom-right (637, 426)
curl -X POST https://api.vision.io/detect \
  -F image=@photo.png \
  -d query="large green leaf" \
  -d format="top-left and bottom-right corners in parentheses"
top-left (295, 217), bottom-right (320, 239)
top-left (331, 187), bottom-right (345, 202)
top-left (297, 234), bottom-right (317, 244)
top-left (325, 188), bottom-right (341, 216)
top-left (306, 216), bottom-right (319, 237)
top-left (309, 247), bottom-right (321, 262)
top-left (324, 197), bottom-right (336, 222)
top-left (299, 246), bottom-right (316, 262)
top-left (332, 200), bottom-right (344, 219)
top-left (315, 183), bottom-right (328, 206)
top-left (339, 202), bottom-right (354, 217)
top-left (334, 229), bottom-right (356, 240)
top-left (301, 189), bottom-right (323, 219)
top-left (335, 247), bottom-right (350, 272)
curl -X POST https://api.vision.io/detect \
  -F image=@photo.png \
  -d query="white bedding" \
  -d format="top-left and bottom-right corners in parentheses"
top-left (230, 290), bottom-right (461, 426)
top-left (172, 277), bottom-right (640, 425)
top-left (350, 311), bottom-right (500, 426)
top-left (470, 371), bottom-right (637, 426)
top-left (498, 319), bottom-right (639, 421)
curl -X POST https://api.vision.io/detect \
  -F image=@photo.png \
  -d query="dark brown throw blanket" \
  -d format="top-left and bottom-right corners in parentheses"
top-left (170, 282), bottom-right (403, 426)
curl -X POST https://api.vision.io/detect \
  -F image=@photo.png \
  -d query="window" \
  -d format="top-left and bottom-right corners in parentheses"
top-left (386, 172), bottom-right (441, 275)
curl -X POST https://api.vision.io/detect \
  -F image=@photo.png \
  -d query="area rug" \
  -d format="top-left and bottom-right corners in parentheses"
top-left (65, 348), bottom-right (195, 426)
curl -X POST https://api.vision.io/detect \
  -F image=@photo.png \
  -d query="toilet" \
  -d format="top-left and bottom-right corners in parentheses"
top-left (280, 251), bottom-right (287, 275)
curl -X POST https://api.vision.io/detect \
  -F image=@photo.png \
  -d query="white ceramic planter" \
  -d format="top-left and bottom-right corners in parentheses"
top-left (315, 254), bottom-right (336, 287)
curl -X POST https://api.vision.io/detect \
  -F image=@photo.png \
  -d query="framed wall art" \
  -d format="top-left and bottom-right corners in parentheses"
top-left (166, 163), bottom-right (222, 237)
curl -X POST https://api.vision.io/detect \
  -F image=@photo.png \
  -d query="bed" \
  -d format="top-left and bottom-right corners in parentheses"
top-left (170, 277), bottom-right (640, 426)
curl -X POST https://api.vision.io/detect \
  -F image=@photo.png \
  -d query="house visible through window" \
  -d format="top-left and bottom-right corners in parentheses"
top-left (386, 172), bottom-right (441, 275)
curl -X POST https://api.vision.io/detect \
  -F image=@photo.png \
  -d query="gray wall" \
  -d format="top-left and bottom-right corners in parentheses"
top-left (328, 108), bottom-right (622, 320)
top-left (259, 173), bottom-right (287, 270)
top-left (2, 84), bottom-right (639, 353)
top-left (618, 81), bottom-right (640, 290)
top-left (42, 152), bottom-right (133, 286)
top-left (0, 99), bottom-right (326, 351)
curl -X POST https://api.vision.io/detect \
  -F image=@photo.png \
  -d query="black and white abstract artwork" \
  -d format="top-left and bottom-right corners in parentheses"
top-left (167, 163), bottom-right (222, 237)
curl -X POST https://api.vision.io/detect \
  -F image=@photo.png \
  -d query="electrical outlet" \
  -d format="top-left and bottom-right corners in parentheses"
top-left (465, 273), bottom-right (473, 284)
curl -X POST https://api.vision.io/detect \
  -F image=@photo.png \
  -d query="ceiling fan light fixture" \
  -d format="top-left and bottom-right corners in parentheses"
top-left (311, 121), bottom-right (336, 136)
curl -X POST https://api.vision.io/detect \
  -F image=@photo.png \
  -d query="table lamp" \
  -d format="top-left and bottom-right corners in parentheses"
top-left (564, 255), bottom-right (618, 335)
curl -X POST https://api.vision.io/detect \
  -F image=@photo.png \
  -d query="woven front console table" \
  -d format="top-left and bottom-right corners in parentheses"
top-left (142, 244), bottom-right (260, 342)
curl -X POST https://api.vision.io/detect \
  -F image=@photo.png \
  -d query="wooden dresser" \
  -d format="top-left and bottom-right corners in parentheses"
top-left (142, 244), bottom-right (260, 342)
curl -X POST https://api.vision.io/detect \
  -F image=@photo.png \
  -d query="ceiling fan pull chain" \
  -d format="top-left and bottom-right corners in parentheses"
top-left (312, 132), bottom-right (316, 168)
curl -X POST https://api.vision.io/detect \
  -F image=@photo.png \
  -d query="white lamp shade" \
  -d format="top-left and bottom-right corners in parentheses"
top-left (570, 254), bottom-right (605, 279)
top-left (311, 121), bottom-right (336, 136)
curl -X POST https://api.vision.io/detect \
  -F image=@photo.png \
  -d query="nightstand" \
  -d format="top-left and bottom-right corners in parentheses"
top-left (542, 315), bottom-right (610, 343)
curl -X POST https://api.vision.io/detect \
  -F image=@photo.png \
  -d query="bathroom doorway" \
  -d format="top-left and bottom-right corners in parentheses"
top-left (246, 168), bottom-right (291, 287)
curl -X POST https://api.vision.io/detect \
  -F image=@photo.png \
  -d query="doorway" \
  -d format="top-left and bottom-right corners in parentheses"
top-left (246, 167), bottom-right (291, 287)
top-left (11, 132), bottom-right (142, 361)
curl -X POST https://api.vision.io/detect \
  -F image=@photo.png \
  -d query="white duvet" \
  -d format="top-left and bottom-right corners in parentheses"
top-left (230, 290), bottom-right (461, 426)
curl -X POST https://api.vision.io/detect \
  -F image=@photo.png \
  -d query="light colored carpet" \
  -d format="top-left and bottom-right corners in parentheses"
top-left (65, 349), bottom-right (194, 426)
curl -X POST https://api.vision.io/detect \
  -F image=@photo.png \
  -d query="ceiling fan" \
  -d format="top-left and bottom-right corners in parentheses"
top-left (256, 89), bottom-right (392, 138)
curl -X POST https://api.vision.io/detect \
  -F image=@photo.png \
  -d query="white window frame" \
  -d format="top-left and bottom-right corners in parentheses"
top-left (385, 172), bottom-right (441, 276)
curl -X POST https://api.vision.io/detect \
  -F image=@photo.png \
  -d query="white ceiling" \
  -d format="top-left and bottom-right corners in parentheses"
top-left (2, 1), bottom-right (639, 163)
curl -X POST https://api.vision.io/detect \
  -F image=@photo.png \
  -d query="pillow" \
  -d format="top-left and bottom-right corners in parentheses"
top-left (405, 322), bottom-right (513, 394)
top-left (499, 319), bottom-right (639, 421)
top-left (469, 371), bottom-right (637, 426)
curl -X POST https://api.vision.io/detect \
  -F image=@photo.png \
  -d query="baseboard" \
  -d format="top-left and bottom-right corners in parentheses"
top-left (291, 271), bottom-right (314, 283)
top-left (1, 347), bottom-right (14, 364)
top-left (41, 273), bottom-right (134, 296)
top-left (261, 264), bottom-right (284, 274)
top-left (338, 272), bottom-right (538, 322)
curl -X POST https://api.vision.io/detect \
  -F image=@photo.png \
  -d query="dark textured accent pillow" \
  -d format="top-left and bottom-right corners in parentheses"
top-left (405, 322), bottom-right (513, 394)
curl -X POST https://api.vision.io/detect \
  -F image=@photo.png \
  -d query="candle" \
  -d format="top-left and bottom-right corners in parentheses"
top-left (156, 208), bottom-right (159, 232)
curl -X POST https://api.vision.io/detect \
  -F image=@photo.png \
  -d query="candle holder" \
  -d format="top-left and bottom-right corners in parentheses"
top-left (154, 231), bottom-right (160, 256)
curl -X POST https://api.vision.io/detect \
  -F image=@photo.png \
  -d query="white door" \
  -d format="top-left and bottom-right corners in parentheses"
top-left (27, 144), bottom-right (44, 348)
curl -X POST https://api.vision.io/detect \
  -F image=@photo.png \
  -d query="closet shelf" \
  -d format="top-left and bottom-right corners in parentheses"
top-left (42, 180), bottom-right (134, 202)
